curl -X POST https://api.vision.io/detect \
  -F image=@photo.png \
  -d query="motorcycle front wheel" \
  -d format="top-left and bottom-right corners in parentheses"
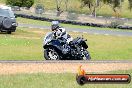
top-left (83, 50), bottom-right (91, 60)
top-left (44, 48), bottom-right (60, 60)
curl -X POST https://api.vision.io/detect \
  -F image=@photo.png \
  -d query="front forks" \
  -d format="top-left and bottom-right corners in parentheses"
top-left (81, 47), bottom-right (90, 60)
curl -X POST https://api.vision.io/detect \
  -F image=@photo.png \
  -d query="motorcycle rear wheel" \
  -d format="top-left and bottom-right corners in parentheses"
top-left (44, 48), bottom-right (60, 60)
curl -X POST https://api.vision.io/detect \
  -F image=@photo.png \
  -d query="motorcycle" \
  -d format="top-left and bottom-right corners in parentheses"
top-left (43, 32), bottom-right (91, 60)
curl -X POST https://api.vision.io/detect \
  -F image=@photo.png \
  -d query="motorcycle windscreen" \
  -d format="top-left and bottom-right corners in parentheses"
top-left (43, 32), bottom-right (54, 45)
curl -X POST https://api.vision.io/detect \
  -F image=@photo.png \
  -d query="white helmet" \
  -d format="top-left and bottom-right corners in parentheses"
top-left (51, 21), bottom-right (59, 31)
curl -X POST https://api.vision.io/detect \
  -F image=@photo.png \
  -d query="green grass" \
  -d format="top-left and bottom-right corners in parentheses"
top-left (0, 28), bottom-right (44, 60)
top-left (17, 17), bottom-right (132, 32)
top-left (0, 0), bottom-right (5, 3)
top-left (0, 69), bottom-right (131, 88)
top-left (0, 27), bottom-right (132, 60)
top-left (80, 32), bottom-right (132, 60)
top-left (34, 0), bottom-right (132, 18)
top-left (0, 0), bottom-right (132, 18)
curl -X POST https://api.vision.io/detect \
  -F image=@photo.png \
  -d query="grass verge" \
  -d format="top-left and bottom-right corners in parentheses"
top-left (0, 69), bottom-right (131, 88)
top-left (0, 27), bottom-right (132, 60)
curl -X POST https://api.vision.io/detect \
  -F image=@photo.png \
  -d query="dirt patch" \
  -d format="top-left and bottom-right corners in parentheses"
top-left (0, 63), bottom-right (132, 75)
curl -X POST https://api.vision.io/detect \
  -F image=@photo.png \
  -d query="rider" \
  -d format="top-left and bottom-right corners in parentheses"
top-left (51, 21), bottom-right (73, 54)
top-left (51, 21), bottom-right (73, 44)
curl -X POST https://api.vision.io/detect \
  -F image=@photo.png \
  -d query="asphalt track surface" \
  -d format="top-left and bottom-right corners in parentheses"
top-left (19, 23), bottom-right (132, 36)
